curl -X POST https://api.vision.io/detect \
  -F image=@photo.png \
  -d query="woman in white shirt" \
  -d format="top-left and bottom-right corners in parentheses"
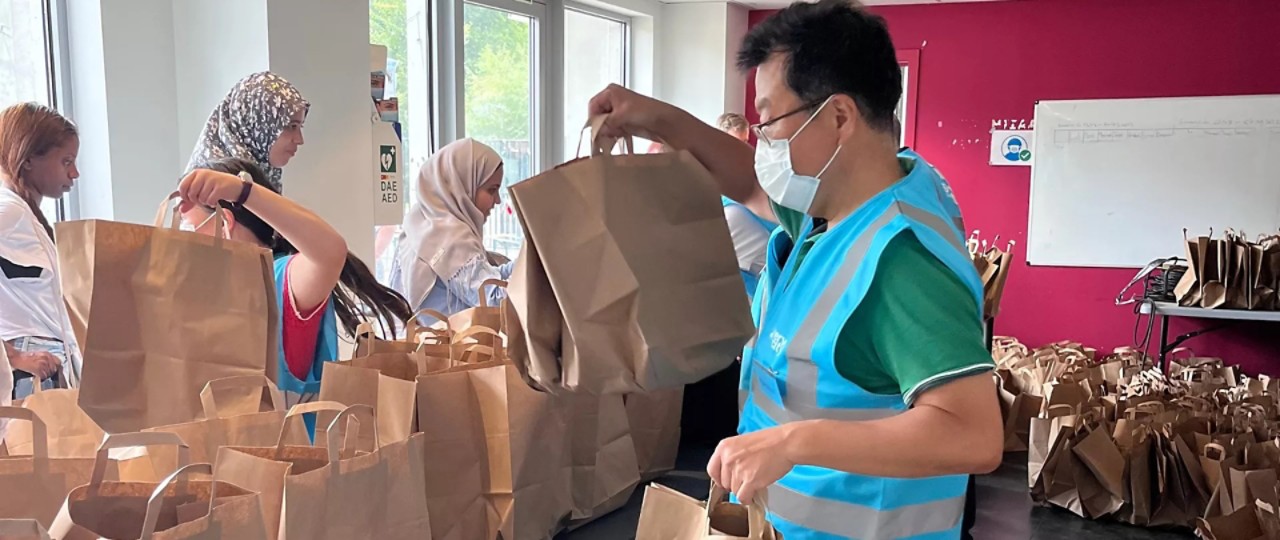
top-left (389, 138), bottom-right (512, 317)
top-left (0, 103), bottom-right (82, 399)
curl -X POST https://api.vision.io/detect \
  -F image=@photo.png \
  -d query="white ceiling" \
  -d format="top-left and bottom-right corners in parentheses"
top-left (664, 0), bottom-right (1009, 9)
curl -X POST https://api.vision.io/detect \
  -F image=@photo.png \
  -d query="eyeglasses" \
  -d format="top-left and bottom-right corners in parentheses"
top-left (750, 99), bottom-right (825, 145)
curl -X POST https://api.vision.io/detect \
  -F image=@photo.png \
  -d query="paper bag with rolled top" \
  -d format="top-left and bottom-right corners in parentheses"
top-left (48, 432), bottom-right (268, 540)
top-left (57, 194), bottom-right (277, 433)
top-left (0, 407), bottom-right (98, 528)
top-left (636, 481), bottom-right (780, 540)
top-left (508, 117), bottom-right (754, 394)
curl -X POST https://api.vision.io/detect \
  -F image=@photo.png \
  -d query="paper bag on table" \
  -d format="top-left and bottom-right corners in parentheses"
top-left (57, 196), bottom-right (277, 433)
top-left (565, 393), bottom-right (641, 526)
top-left (508, 119), bottom-right (753, 394)
top-left (0, 407), bottom-right (98, 528)
top-left (215, 403), bottom-right (432, 540)
top-left (416, 343), bottom-right (569, 540)
top-left (636, 481), bottom-right (780, 540)
top-left (4, 385), bottom-right (103, 458)
top-left (0, 519), bottom-right (50, 540)
top-left (48, 432), bottom-right (268, 540)
top-left (449, 279), bottom-right (508, 347)
top-left (505, 238), bottom-right (565, 392)
top-left (626, 388), bottom-right (684, 481)
top-left (318, 352), bottom-right (418, 448)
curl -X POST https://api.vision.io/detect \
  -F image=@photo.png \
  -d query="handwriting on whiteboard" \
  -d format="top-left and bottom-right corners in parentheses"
top-left (1052, 127), bottom-right (1271, 145)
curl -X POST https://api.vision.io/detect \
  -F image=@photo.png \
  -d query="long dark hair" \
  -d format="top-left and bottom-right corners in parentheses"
top-left (0, 103), bottom-right (77, 239)
top-left (195, 157), bottom-right (413, 337)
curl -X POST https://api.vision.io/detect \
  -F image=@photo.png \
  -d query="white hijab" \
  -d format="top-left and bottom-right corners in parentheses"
top-left (397, 138), bottom-right (503, 308)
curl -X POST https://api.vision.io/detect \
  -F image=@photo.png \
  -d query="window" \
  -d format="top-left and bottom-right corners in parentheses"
top-left (1, 0), bottom-right (62, 221)
top-left (562, 6), bottom-right (628, 161)
top-left (895, 49), bottom-right (920, 149)
top-left (464, 2), bottom-right (537, 259)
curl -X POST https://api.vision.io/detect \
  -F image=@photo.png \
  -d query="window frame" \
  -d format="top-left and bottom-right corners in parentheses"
top-left (896, 48), bottom-right (920, 150)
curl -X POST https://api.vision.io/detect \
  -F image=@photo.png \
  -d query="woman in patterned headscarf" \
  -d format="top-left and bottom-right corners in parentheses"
top-left (186, 72), bottom-right (309, 192)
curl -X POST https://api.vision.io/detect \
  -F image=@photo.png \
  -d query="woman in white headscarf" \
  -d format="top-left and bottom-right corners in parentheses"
top-left (390, 138), bottom-right (510, 316)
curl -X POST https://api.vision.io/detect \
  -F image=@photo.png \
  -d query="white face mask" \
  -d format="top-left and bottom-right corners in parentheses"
top-left (753, 97), bottom-right (842, 214)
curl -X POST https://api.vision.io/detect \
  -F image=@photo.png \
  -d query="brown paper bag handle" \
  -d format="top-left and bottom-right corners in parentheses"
top-left (457, 343), bottom-right (497, 364)
top-left (140, 463), bottom-right (216, 540)
top-left (272, 401), bottom-right (349, 452)
top-left (452, 325), bottom-right (501, 344)
top-left (199, 375), bottom-right (286, 419)
top-left (1202, 443), bottom-right (1227, 462)
top-left (0, 406), bottom-right (47, 458)
top-left (153, 190), bottom-right (228, 238)
top-left (584, 115), bottom-right (635, 157)
top-left (407, 309), bottom-right (452, 342)
top-left (324, 404), bottom-right (377, 463)
top-left (1045, 404), bottom-right (1077, 418)
top-left (706, 481), bottom-right (775, 539)
top-left (475, 279), bottom-right (508, 308)
top-left (92, 432), bottom-right (191, 488)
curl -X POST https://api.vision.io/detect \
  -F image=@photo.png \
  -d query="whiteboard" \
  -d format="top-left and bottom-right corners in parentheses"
top-left (1028, 95), bottom-right (1280, 268)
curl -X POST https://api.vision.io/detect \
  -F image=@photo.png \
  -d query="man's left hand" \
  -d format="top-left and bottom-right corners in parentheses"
top-left (707, 424), bottom-right (798, 502)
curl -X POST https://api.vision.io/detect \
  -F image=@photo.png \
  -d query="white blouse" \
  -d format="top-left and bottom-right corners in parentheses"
top-left (0, 186), bottom-right (80, 386)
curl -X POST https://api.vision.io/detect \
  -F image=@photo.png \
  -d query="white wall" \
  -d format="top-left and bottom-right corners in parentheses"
top-left (266, 0), bottom-right (375, 262)
top-left (657, 2), bottom-right (749, 126)
top-left (68, 0), bottom-right (182, 223)
top-left (172, 0), bottom-right (270, 170)
top-left (67, 0), bottom-right (376, 262)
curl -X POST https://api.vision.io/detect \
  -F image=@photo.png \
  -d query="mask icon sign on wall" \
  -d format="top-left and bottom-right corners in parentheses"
top-left (990, 130), bottom-right (1034, 167)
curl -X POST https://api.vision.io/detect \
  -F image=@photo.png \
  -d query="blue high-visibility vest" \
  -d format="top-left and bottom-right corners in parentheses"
top-left (738, 154), bottom-right (983, 540)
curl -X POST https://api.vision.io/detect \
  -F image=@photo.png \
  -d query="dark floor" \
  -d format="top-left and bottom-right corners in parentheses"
top-left (560, 447), bottom-right (1195, 540)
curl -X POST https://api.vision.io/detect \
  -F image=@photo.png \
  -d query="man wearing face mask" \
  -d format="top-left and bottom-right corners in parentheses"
top-left (588, 1), bottom-right (1002, 539)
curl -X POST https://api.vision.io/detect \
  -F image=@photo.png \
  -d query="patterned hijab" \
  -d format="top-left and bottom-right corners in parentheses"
top-left (186, 72), bottom-right (309, 191)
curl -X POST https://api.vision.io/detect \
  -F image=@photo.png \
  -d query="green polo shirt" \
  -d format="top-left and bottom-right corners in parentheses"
top-left (769, 168), bottom-right (992, 404)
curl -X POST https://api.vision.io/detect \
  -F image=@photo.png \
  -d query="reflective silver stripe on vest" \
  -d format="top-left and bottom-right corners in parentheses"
top-left (785, 201), bottom-right (966, 366)
top-left (768, 482), bottom-right (965, 539)
top-left (749, 369), bottom-right (900, 424)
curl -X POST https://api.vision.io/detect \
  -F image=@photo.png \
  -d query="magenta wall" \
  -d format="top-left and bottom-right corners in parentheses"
top-left (746, 0), bottom-right (1280, 373)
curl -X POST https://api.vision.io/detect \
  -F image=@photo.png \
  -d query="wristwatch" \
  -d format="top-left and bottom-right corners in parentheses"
top-left (234, 170), bottom-right (254, 205)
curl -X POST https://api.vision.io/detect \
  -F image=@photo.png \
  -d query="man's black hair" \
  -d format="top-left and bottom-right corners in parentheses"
top-left (738, 0), bottom-right (901, 133)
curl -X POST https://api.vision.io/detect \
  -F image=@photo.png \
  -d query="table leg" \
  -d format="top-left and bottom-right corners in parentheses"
top-left (1158, 315), bottom-right (1170, 372)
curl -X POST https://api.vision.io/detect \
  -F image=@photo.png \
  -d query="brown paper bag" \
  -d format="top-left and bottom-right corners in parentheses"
top-left (50, 458), bottom-right (266, 540)
top-left (1071, 423), bottom-right (1127, 512)
top-left (625, 388), bottom-right (684, 481)
top-left (636, 481), bottom-right (779, 540)
top-left (414, 366), bottom-right (495, 540)
top-left (4, 385), bottom-right (104, 458)
top-left (58, 198), bottom-right (278, 433)
top-left (565, 394), bottom-right (641, 525)
top-left (352, 313), bottom-right (449, 357)
top-left (508, 124), bottom-right (754, 394)
top-left (1126, 431), bottom-right (1155, 526)
top-left (0, 407), bottom-right (98, 528)
top-left (462, 360), bottom-right (571, 540)
top-left (449, 279), bottom-right (508, 347)
top-left (1256, 500), bottom-right (1280, 540)
top-left (119, 375), bottom-right (288, 482)
top-left (317, 354), bottom-right (418, 448)
top-left (1199, 504), bottom-right (1265, 540)
top-left (216, 403), bottom-right (431, 540)
top-left (505, 240), bottom-right (566, 393)
top-left (0, 519), bottom-right (51, 540)
top-left (1001, 388), bottom-right (1044, 453)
